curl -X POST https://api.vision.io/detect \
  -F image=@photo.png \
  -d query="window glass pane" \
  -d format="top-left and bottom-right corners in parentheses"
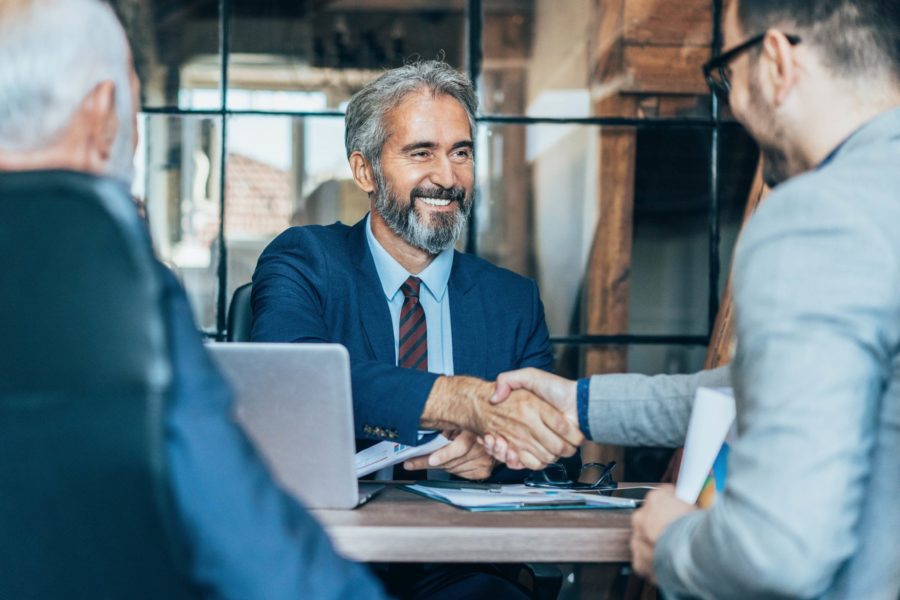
top-left (227, 0), bottom-right (466, 111)
top-left (630, 126), bottom-right (711, 337)
top-left (626, 344), bottom-right (706, 376)
top-left (716, 126), bottom-right (759, 297)
top-left (139, 114), bottom-right (223, 331)
top-left (481, 0), bottom-right (712, 119)
top-left (476, 123), bottom-right (738, 338)
top-left (224, 114), bottom-right (369, 301)
top-left (552, 342), bottom-right (706, 395)
top-left (112, 0), bottom-right (221, 109)
top-left (481, 0), bottom-right (589, 118)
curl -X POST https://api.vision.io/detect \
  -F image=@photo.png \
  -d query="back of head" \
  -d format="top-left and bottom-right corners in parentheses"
top-left (344, 60), bottom-right (478, 168)
top-left (737, 0), bottom-right (900, 86)
top-left (0, 0), bottom-right (134, 181)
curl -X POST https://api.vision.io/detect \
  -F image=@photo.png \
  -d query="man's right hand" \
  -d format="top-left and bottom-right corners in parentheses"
top-left (482, 368), bottom-right (579, 469)
top-left (475, 387), bottom-right (583, 469)
top-left (420, 375), bottom-right (583, 470)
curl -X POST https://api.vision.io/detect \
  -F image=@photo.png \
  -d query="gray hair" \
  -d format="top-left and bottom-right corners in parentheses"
top-left (344, 60), bottom-right (478, 170)
top-left (0, 0), bottom-right (134, 182)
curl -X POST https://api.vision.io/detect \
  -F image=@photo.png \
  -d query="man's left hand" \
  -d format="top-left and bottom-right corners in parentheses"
top-left (630, 484), bottom-right (698, 582)
top-left (403, 430), bottom-right (496, 480)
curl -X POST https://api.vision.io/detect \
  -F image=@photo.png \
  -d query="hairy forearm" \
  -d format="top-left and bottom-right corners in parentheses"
top-left (420, 375), bottom-right (495, 432)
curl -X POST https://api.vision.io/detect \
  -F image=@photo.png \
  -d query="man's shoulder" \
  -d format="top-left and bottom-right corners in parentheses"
top-left (453, 251), bottom-right (537, 292)
top-left (267, 221), bottom-right (355, 250)
top-left (747, 153), bottom-right (899, 249)
top-left (255, 221), bottom-right (361, 280)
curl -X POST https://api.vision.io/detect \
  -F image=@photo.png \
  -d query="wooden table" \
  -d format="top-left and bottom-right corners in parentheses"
top-left (311, 484), bottom-right (634, 563)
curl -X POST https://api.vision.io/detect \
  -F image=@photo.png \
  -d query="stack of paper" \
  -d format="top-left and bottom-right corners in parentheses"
top-left (355, 431), bottom-right (450, 478)
top-left (405, 483), bottom-right (637, 511)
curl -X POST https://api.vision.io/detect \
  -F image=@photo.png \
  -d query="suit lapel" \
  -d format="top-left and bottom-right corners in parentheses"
top-left (349, 218), bottom-right (396, 364)
top-left (449, 255), bottom-right (487, 378)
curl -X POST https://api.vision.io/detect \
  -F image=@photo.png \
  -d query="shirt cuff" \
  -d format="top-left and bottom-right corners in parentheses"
top-left (576, 377), bottom-right (592, 440)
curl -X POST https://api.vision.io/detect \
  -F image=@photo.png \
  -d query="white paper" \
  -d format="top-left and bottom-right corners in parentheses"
top-left (355, 431), bottom-right (450, 478)
top-left (406, 484), bottom-right (583, 508)
top-left (406, 483), bottom-right (643, 509)
top-left (675, 387), bottom-right (736, 503)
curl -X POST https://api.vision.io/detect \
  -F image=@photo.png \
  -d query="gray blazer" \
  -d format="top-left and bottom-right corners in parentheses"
top-left (588, 107), bottom-right (900, 599)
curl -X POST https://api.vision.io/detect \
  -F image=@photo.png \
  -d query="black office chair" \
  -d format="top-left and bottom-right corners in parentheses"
top-left (227, 282), bottom-right (253, 342)
top-left (0, 171), bottom-right (198, 599)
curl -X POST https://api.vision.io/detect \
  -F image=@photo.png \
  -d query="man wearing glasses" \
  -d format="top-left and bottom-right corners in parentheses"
top-left (486, 0), bottom-right (900, 597)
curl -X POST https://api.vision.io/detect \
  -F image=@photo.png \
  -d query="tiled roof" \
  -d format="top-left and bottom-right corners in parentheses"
top-left (225, 153), bottom-right (292, 236)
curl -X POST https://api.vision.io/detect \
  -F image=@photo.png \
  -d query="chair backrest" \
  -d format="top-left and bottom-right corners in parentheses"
top-left (227, 282), bottom-right (253, 342)
top-left (0, 170), bottom-right (197, 599)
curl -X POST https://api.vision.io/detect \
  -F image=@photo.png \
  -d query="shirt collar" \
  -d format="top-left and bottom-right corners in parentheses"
top-left (365, 213), bottom-right (453, 302)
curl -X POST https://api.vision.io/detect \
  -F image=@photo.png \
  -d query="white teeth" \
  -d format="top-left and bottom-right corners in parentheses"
top-left (417, 197), bottom-right (451, 207)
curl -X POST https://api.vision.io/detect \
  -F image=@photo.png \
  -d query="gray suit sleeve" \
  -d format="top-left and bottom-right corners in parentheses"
top-left (653, 181), bottom-right (900, 598)
top-left (586, 366), bottom-right (730, 447)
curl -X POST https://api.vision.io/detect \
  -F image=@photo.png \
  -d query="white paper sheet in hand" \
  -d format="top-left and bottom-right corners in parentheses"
top-left (355, 431), bottom-right (450, 478)
top-left (675, 387), bottom-right (736, 504)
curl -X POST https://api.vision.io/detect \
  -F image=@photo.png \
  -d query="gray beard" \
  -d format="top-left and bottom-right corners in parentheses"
top-left (372, 175), bottom-right (470, 255)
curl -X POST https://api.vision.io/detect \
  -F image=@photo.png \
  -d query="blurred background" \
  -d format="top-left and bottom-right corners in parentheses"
top-left (112, 0), bottom-right (759, 483)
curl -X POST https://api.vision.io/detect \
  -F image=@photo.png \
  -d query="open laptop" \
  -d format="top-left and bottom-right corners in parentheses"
top-left (207, 342), bottom-right (382, 509)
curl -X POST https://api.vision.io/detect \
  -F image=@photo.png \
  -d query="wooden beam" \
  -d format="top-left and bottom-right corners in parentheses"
top-left (581, 94), bottom-right (638, 473)
top-left (619, 45), bottom-right (709, 95)
top-left (590, 0), bottom-right (627, 88)
top-left (623, 0), bottom-right (711, 46)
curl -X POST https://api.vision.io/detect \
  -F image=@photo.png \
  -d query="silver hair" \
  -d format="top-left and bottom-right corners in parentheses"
top-left (0, 0), bottom-right (135, 183)
top-left (344, 60), bottom-right (478, 171)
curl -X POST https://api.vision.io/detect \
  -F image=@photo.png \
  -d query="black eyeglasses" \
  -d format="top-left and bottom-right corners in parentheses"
top-left (702, 32), bottom-right (802, 100)
top-left (524, 461), bottom-right (618, 491)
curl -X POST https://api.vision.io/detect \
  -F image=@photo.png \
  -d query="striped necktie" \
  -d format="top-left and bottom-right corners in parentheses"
top-left (398, 276), bottom-right (428, 371)
top-left (395, 277), bottom-right (429, 481)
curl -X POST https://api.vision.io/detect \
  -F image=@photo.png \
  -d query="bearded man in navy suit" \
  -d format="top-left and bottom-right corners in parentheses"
top-left (251, 61), bottom-right (582, 480)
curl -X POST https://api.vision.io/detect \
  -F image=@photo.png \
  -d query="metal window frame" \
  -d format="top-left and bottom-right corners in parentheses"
top-left (148, 0), bottom-right (726, 348)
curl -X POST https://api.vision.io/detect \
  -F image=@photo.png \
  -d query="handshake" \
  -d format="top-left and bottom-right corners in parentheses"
top-left (408, 369), bottom-right (582, 479)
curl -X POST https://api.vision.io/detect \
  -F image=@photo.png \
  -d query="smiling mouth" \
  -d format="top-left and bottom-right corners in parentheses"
top-left (416, 196), bottom-right (453, 207)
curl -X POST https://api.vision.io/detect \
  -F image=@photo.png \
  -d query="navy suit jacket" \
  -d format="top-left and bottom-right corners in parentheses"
top-left (158, 257), bottom-right (385, 599)
top-left (251, 216), bottom-right (554, 446)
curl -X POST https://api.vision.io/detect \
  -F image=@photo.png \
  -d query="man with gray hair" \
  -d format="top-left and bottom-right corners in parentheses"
top-left (252, 61), bottom-right (582, 482)
top-left (1, 0), bottom-right (390, 597)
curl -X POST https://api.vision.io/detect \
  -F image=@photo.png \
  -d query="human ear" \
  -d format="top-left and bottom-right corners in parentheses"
top-left (81, 80), bottom-right (118, 174)
top-left (761, 29), bottom-right (801, 106)
top-left (349, 151), bottom-right (376, 194)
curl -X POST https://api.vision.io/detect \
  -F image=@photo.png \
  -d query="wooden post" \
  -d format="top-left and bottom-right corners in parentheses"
top-left (581, 94), bottom-right (638, 472)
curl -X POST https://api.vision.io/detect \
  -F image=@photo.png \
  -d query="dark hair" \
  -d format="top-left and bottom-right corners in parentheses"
top-left (736, 0), bottom-right (900, 80)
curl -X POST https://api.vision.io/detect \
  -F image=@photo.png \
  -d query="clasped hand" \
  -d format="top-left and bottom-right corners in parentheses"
top-left (417, 372), bottom-right (583, 475)
top-left (480, 368), bottom-right (580, 470)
